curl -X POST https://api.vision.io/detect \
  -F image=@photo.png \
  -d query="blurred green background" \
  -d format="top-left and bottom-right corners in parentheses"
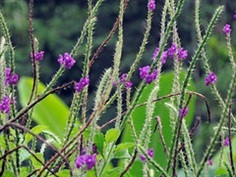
top-left (0, 0), bottom-right (236, 163)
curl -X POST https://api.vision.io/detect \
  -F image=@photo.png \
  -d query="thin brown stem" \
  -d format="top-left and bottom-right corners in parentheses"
top-left (120, 149), bottom-right (138, 177)
top-left (228, 102), bottom-right (236, 176)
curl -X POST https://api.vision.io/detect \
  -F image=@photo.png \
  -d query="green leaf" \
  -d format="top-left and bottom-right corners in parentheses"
top-left (114, 142), bottom-right (134, 152)
top-left (56, 170), bottom-right (70, 177)
top-left (113, 149), bottom-right (131, 159)
top-left (17, 77), bottom-right (70, 140)
top-left (216, 167), bottom-right (227, 175)
top-left (30, 152), bottom-right (44, 169)
top-left (121, 70), bottom-right (196, 177)
top-left (25, 125), bottom-right (48, 144)
top-left (105, 128), bottom-right (120, 143)
top-left (103, 167), bottom-right (124, 177)
top-left (94, 131), bottom-right (105, 156)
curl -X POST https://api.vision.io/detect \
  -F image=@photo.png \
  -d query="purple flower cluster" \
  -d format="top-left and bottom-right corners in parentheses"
top-left (224, 137), bottom-right (229, 146)
top-left (179, 107), bottom-right (188, 118)
top-left (151, 44), bottom-right (188, 64)
top-left (75, 144), bottom-right (98, 170)
top-left (148, 0), bottom-right (156, 11)
top-left (139, 66), bottom-right (158, 84)
top-left (234, 11), bottom-right (236, 19)
top-left (121, 73), bottom-right (133, 88)
top-left (208, 159), bottom-right (213, 166)
top-left (205, 71), bottom-right (217, 86)
top-left (223, 24), bottom-right (231, 35)
top-left (31, 51), bottom-right (45, 61)
top-left (5, 68), bottom-right (18, 86)
top-left (139, 148), bottom-right (154, 162)
top-left (0, 96), bottom-right (11, 114)
top-left (75, 154), bottom-right (96, 170)
top-left (168, 43), bottom-right (178, 58)
top-left (74, 76), bottom-right (90, 92)
top-left (58, 53), bottom-right (76, 69)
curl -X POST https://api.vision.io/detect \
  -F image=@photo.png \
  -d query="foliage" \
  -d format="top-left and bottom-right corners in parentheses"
top-left (0, 0), bottom-right (236, 177)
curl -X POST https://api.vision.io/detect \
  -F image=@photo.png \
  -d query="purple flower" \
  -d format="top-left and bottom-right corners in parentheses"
top-left (224, 137), bottom-right (229, 146)
top-left (148, 0), bottom-right (156, 11)
top-left (147, 148), bottom-right (154, 158)
top-left (205, 72), bottom-right (217, 86)
top-left (208, 159), bottom-right (213, 166)
top-left (5, 68), bottom-right (18, 86)
top-left (144, 69), bottom-right (158, 84)
top-left (139, 148), bottom-right (154, 163)
top-left (223, 24), bottom-right (231, 35)
top-left (75, 155), bottom-right (87, 169)
top-left (139, 66), bottom-right (150, 79)
top-left (85, 154), bottom-right (96, 170)
top-left (75, 76), bottom-right (90, 92)
top-left (139, 154), bottom-right (146, 162)
top-left (168, 43), bottom-right (178, 58)
top-left (152, 47), bottom-right (159, 60)
top-left (139, 66), bottom-right (158, 84)
top-left (161, 51), bottom-right (168, 64)
top-left (120, 73), bottom-right (133, 89)
top-left (92, 144), bottom-right (98, 154)
top-left (58, 53), bottom-right (75, 69)
top-left (0, 96), bottom-right (11, 114)
top-left (31, 51), bottom-right (45, 61)
top-left (75, 154), bottom-right (96, 170)
top-left (177, 48), bottom-right (188, 60)
top-left (179, 107), bottom-right (188, 118)
top-left (121, 73), bottom-right (127, 83)
top-left (125, 81), bottom-right (133, 88)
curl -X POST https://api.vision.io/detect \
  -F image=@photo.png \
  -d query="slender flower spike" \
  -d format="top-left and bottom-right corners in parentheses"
top-left (58, 53), bottom-right (76, 69)
top-left (223, 24), bottom-right (231, 35)
top-left (5, 68), bottom-right (19, 86)
top-left (224, 137), bottom-right (229, 146)
top-left (31, 51), bottom-right (45, 61)
top-left (179, 107), bottom-right (188, 118)
top-left (205, 72), bottom-right (217, 86)
top-left (148, 0), bottom-right (156, 11)
top-left (234, 11), bottom-right (236, 19)
top-left (208, 159), bottom-right (213, 166)
top-left (75, 76), bottom-right (90, 93)
top-left (0, 96), bottom-right (11, 114)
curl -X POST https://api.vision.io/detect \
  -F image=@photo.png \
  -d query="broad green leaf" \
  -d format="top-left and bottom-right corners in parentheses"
top-left (121, 70), bottom-right (196, 177)
top-left (105, 128), bottom-right (120, 143)
top-left (18, 77), bottom-right (70, 140)
top-left (94, 131), bottom-right (105, 156)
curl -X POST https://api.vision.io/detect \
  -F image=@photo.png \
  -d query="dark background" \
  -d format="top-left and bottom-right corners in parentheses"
top-left (0, 0), bottom-right (236, 162)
